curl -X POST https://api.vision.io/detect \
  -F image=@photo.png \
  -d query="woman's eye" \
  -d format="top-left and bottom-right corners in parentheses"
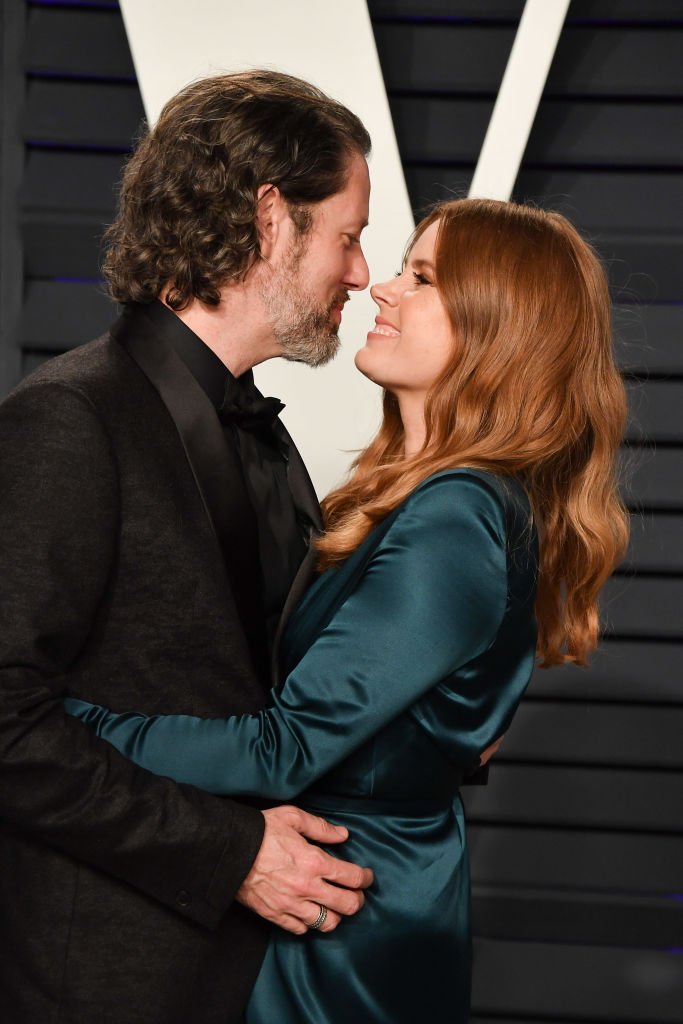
top-left (412, 271), bottom-right (431, 286)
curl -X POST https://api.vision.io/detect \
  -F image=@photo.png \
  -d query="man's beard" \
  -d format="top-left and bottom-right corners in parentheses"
top-left (259, 243), bottom-right (348, 368)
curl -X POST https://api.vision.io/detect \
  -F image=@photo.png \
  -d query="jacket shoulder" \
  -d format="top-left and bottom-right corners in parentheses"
top-left (7, 332), bottom-right (133, 403)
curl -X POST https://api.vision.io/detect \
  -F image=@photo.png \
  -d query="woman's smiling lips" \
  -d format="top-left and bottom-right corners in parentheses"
top-left (368, 317), bottom-right (400, 339)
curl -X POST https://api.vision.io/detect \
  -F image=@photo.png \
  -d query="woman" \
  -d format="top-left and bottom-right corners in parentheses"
top-left (65, 198), bottom-right (628, 1022)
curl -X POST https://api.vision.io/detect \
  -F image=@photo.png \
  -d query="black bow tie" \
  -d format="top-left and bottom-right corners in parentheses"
top-left (218, 378), bottom-right (285, 435)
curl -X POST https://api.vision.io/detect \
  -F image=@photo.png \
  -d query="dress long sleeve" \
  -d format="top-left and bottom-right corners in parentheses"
top-left (65, 472), bottom-right (510, 800)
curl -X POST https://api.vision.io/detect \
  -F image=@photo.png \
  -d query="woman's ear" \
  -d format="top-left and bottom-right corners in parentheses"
top-left (255, 183), bottom-right (288, 261)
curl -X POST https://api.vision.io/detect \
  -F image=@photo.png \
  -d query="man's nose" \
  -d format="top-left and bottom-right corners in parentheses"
top-left (346, 247), bottom-right (370, 291)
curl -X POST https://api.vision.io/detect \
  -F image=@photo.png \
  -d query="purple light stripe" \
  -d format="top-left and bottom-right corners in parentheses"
top-left (29, 2), bottom-right (120, 10)
top-left (26, 71), bottom-right (136, 85)
top-left (26, 140), bottom-right (133, 155)
top-left (53, 277), bottom-right (105, 285)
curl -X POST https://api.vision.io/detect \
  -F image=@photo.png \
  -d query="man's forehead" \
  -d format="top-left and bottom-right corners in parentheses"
top-left (316, 158), bottom-right (370, 225)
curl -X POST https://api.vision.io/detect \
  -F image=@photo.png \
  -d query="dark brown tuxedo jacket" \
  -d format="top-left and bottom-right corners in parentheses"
top-left (0, 304), bottom-right (322, 1023)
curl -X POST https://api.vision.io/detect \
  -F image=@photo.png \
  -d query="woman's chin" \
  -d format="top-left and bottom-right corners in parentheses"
top-left (354, 348), bottom-right (382, 385)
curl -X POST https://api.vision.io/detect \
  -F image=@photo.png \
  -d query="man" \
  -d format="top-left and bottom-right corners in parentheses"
top-left (0, 71), bottom-right (373, 1023)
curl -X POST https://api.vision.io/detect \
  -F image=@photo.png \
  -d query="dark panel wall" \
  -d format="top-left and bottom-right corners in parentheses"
top-left (1, 1), bottom-right (681, 1020)
top-left (0, 0), bottom-right (26, 391)
top-left (3, 0), bottom-right (142, 386)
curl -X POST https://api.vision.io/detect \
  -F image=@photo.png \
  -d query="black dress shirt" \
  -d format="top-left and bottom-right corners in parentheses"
top-left (145, 300), bottom-right (307, 683)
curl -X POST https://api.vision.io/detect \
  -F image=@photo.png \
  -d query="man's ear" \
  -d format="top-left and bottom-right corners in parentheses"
top-left (255, 184), bottom-right (289, 261)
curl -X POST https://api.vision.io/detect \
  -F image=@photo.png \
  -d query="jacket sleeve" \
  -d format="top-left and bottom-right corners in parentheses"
top-left (0, 380), bottom-right (264, 930)
top-left (66, 474), bottom-right (510, 801)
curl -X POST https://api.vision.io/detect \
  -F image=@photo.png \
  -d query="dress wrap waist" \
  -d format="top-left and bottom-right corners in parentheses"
top-left (297, 790), bottom-right (461, 818)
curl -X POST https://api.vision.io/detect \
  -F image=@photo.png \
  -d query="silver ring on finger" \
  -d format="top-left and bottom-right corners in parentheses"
top-left (308, 904), bottom-right (328, 931)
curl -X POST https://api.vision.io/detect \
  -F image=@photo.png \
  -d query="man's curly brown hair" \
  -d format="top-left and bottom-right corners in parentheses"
top-left (102, 70), bottom-right (371, 310)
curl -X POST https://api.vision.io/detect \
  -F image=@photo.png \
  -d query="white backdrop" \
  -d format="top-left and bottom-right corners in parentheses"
top-left (119, 0), bottom-right (414, 497)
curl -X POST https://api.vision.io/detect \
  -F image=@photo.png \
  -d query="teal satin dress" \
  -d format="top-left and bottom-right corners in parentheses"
top-left (65, 469), bottom-right (538, 1023)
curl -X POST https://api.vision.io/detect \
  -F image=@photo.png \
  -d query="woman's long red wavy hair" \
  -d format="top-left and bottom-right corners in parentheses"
top-left (316, 198), bottom-right (629, 667)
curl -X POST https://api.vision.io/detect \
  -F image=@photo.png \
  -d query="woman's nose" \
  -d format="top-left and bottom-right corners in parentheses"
top-left (370, 278), bottom-right (398, 308)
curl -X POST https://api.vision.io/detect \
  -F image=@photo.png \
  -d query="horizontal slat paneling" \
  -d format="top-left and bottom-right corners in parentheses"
top-left (409, 167), bottom-right (683, 220)
top-left (528, 639), bottom-right (683, 702)
top-left (516, 170), bottom-right (682, 233)
top-left (391, 97), bottom-right (683, 166)
top-left (375, 23), bottom-right (513, 93)
top-left (463, 764), bottom-right (683, 831)
top-left (615, 304), bottom-right (683, 374)
top-left (549, 28), bottom-right (683, 97)
top-left (18, 5), bottom-right (135, 350)
top-left (18, 281), bottom-right (115, 349)
top-left (499, 701), bottom-right (683, 767)
top-left (405, 168), bottom-right (683, 232)
top-left (369, 0), bottom-right (683, 18)
top-left (626, 513), bottom-right (683, 572)
top-left (369, 0), bottom-right (525, 15)
top-left (468, 825), bottom-right (683, 891)
top-left (20, 150), bottom-right (120, 277)
top-left (471, 939), bottom-right (683, 1022)
top-left (33, 0), bottom-right (118, 5)
top-left (390, 98), bottom-right (488, 163)
top-left (22, 218), bottom-right (108, 278)
top-left (406, 168), bottom-right (683, 296)
top-left (599, 238), bottom-right (682, 301)
top-left (24, 7), bottom-right (135, 78)
top-left (21, 149), bottom-right (121, 212)
top-left (375, 24), bottom-right (683, 96)
top-left (622, 448), bottom-right (683, 510)
top-left (23, 78), bottom-right (143, 147)
top-left (626, 381), bottom-right (683, 443)
top-left (472, 888), bottom-right (682, 947)
top-left (601, 576), bottom-right (683, 638)
top-left (471, 1020), bottom-right (581, 1024)
top-left (569, 0), bottom-right (683, 16)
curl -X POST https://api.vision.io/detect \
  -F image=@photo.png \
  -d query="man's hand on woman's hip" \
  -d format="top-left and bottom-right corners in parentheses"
top-left (236, 805), bottom-right (373, 935)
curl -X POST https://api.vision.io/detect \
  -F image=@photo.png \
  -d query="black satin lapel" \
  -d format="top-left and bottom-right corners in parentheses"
top-left (268, 421), bottom-right (323, 685)
top-left (271, 545), bottom-right (319, 686)
top-left (113, 310), bottom-right (227, 541)
top-left (111, 308), bottom-right (257, 588)
top-left (272, 421), bottom-right (323, 534)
